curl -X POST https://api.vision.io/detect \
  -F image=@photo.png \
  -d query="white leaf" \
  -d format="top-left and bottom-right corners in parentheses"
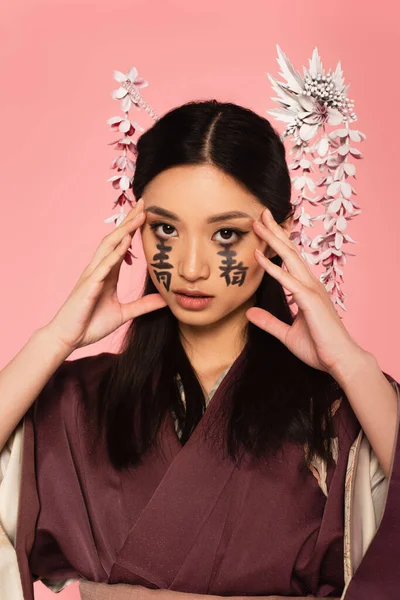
top-left (327, 181), bottom-right (341, 196)
top-left (117, 156), bottom-right (127, 169)
top-left (341, 182), bottom-right (352, 198)
top-left (127, 158), bottom-right (136, 171)
top-left (334, 165), bottom-right (345, 180)
top-left (326, 280), bottom-right (336, 293)
top-left (113, 70), bottom-right (127, 83)
top-left (329, 199), bottom-right (342, 213)
top-left (298, 95), bottom-right (316, 112)
top-left (275, 44), bottom-right (304, 94)
top-left (127, 66), bottom-right (138, 81)
top-left (318, 137), bottom-right (329, 157)
top-left (131, 121), bottom-right (145, 131)
top-left (338, 145), bottom-right (350, 156)
top-left (308, 47), bottom-right (324, 78)
top-left (327, 156), bottom-right (343, 168)
top-left (120, 175), bottom-right (130, 191)
top-left (293, 176), bottom-right (305, 190)
top-left (104, 214), bottom-right (119, 224)
top-left (327, 108), bottom-right (343, 126)
top-left (303, 113), bottom-right (321, 125)
top-left (299, 123), bottom-right (319, 141)
top-left (299, 159), bottom-right (311, 169)
top-left (343, 234), bottom-right (356, 243)
top-left (266, 74), bottom-right (300, 107)
top-left (114, 87), bottom-right (128, 99)
top-left (342, 199), bottom-right (354, 212)
top-left (305, 177), bottom-right (316, 192)
top-left (334, 265), bottom-right (344, 276)
top-left (333, 60), bottom-right (345, 91)
top-left (343, 163), bottom-right (356, 176)
top-left (107, 116), bottom-right (122, 125)
top-left (320, 247), bottom-right (334, 260)
top-left (119, 119), bottom-right (131, 133)
top-left (114, 214), bottom-right (127, 227)
top-left (266, 108), bottom-right (297, 124)
top-left (121, 95), bottom-right (132, 112)
top-left (349, 148), bottom-right (363, 158)
top-left (349, 130), bottom-right (361, 142)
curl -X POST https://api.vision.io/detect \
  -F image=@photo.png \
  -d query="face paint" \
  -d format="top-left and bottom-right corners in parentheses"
top-left (217, 245), bottom-right (249, 287)
top-left (150, 238), bottom-right (174, 291)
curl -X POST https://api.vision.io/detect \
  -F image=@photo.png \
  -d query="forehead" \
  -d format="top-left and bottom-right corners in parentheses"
top-left (142, 164), bottom-right (263, 220)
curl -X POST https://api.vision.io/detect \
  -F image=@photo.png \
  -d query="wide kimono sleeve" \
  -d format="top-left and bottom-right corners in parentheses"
top-left (0, 357), bottom-right (81, 600)
top-left (340, 371), bottom-right (400, 600)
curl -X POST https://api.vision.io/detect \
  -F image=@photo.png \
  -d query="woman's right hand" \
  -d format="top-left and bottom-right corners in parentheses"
top-left (44, 198), bottom-right (167, 351)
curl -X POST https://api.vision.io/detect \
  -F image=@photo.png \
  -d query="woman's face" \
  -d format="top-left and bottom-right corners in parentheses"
top-left (140, 164), bottom-right (292, 327)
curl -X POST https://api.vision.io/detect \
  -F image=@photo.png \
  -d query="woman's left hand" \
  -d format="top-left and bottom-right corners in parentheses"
top-left (246, 207), bottom-right (368, 379)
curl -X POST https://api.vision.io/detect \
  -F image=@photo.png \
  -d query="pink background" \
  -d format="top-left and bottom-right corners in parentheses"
top-left (1, 1), bottom-right (399, 598)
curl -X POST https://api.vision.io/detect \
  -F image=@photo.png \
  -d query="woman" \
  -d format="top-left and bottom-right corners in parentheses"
top-left (0, 100), bottom-right (399, 600)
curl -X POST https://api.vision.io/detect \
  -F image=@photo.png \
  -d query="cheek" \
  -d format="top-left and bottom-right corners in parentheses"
top-left (213, 243), bottom-right (262, 289)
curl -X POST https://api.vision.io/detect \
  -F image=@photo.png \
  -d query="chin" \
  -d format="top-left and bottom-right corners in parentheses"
top-left (169, 305), bottom-right (217, 325)
top-left (170, 300), bottom-right (243, 328)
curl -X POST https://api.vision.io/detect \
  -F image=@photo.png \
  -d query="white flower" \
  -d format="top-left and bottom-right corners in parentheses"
top-left (267, 44), bottom-right (365, 311)
top-left (107, 116), bottom-right (145, 135)
top-left (267, 45), bottom-right (357, 143)
top-left (111, 67), bottom-right (149, 112)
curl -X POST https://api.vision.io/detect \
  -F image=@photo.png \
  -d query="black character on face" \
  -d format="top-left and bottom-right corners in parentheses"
top-left (151, 239), bottom-right (174, 291)
top-left (218, 245), bottom-right (248, 287)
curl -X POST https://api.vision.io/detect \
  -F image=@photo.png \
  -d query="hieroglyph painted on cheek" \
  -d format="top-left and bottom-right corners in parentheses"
top-left (218, 245), bottom-right (248, 287)
top-left (150, 239), bottom-right (174, 291)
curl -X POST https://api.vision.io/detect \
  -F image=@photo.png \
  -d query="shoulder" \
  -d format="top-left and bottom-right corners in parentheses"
top-left (58, 351), bottom-right (117, 388)
top-left (31, 352), bottom-right (117, 420)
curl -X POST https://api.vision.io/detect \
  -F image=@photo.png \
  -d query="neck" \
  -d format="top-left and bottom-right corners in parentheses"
top-left (178, 295), bottom-right (255, 371)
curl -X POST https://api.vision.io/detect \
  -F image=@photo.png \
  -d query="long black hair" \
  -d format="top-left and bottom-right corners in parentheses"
top-left (96, 100), bottom-right (340, 470)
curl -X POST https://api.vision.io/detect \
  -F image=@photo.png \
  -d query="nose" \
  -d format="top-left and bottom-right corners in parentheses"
top-left (177, 237), bottom-right (210, 282)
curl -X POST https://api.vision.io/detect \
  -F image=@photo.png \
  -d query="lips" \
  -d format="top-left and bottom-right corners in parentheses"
top-left (173, 291), bottom-right (214, 311)
top-left (173, 289), bottom-right (213, 298)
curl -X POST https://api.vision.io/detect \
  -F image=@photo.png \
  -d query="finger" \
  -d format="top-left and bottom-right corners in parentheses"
top-left (116, 197), bottom-right (144, 226)
top-left (254, 249), bottom-right (305, 295)
top-left (90, 231), bottom-right (135, 285)
top-left (246, 306), bottom-right (290, 345)
top-left (86, 211), bottom-right (145, 277)
top-left (254, 249), bottom-right (324, 314)
top-left (253, 220), bottom-right (316, 285)
top-left (121, 293), bottom-right (168, 323)
top-left (261, 208), bottom-right (296, 248)
top-left (259, 208), bottom-right (311, 264)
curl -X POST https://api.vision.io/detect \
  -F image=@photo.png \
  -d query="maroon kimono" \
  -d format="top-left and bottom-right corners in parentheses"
top-left (13, 351), bottom-right (400, 599)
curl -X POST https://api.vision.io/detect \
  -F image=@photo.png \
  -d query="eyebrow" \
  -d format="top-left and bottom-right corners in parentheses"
top-left (145, 205), bottom-right (252, 224)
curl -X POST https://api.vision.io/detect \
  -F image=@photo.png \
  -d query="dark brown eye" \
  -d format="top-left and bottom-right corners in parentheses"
top-left (150, 222), bottom-right (177, 239)
top-left (214, 228), bottom-right (245, 245)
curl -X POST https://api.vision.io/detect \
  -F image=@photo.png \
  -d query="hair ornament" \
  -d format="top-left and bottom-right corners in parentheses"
top-left (106, 48), bottom-right (365, 309)
top-left (267, 45), bottom-right (365, 311)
